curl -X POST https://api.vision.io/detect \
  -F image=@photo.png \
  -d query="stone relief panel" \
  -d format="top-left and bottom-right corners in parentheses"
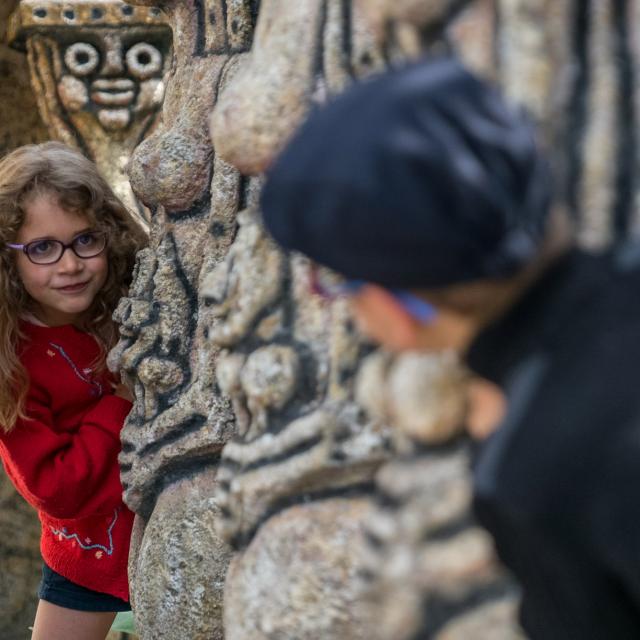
top-left (111, 2), bottom-right (260, 638)
top-left (202, 210), bottom-right (393, 639)
top-left (7, 0), bottom-right (172, 226)
top-left (355, 351), bottom-right (523, 640)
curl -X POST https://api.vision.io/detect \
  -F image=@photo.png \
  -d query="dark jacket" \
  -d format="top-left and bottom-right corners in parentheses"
top-left (467, 246), bottom-right (640, 639)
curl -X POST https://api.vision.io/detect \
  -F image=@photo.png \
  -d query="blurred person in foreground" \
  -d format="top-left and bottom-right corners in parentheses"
top-left (260, 57), bottom-right (640, 639)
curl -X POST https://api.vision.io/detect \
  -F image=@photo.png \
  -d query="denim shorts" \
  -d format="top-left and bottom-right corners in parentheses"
top-left (38, 563), bottom-right (131, 612)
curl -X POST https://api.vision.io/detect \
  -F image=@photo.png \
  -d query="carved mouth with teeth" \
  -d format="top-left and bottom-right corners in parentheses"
top-left (90, 78), bottom-right (136, 107)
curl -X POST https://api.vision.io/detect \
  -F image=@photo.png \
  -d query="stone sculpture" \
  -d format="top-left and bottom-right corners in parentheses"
top-left (203, 2), bottom-right (518, 639)
top-left (202, 210), bottom-right (393, 639)
top-left (110, 2), bottom-right (261, 637)
top-left (0, 1), bottom-right (625, 639)
top-left (355, 351), bottom-right (523, 640)
top-left (7, 0), bottom-right (172, 226)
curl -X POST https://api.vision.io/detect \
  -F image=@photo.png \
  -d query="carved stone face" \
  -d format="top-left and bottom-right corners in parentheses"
top-left (7, 2), bottom-right (172, 226)
top-left (8, 1), bottom-right (171, 133)
top-left (57, 26), bottom-right (169, 131)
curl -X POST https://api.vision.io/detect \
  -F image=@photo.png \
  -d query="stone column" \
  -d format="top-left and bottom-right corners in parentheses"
top-left (111, 2), bottom-right (260, 638)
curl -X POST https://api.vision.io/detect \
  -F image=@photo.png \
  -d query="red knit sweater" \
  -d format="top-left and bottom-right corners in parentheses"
top-left (0, 321), bottom-right (134, 600)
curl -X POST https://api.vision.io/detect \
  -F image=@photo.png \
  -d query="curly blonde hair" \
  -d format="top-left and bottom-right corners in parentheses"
top-left (0, 142), bottom-right (147, 432)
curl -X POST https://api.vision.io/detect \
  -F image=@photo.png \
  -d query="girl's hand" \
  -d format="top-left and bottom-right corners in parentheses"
top-left (113, 382), bottom-right (134, 403)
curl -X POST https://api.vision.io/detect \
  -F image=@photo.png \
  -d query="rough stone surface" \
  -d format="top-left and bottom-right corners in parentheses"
top-left (205, 5), bottom-right (517, 639)
top-left (355, 350), bottom-right (468, 446)
top-left (8, 0), bottom-right (172, 227)
top-left (0, 477), bottom-right (42, 640)
top-left (210, 0), bottom-right (424, 175)
top-left (128, 469), bottom-right (231, 640)
top-left (0, 11), bottom-right (48, 638)
top-left (495, 0), bottom-right (640, 246)
top-left (224, 498), bottom-right (375, 640)
top-left (202, 208), bottom-right (393, 638)
top-left (112, 2), bottom-right (260, 637)
top-left (362, 451), bottom-right (523, 640)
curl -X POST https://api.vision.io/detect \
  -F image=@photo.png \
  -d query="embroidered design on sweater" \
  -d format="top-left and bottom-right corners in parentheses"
top-left (49, 507), bottom-right (119, 556)
top-left (48, 342), bottom-right (103, 397)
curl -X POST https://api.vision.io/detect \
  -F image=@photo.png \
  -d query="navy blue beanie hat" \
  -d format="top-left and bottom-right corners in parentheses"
top-left (260, 57), bottom-right (553, 289)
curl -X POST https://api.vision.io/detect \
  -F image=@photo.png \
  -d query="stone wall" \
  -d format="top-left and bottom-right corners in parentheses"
top-left (0, 4), bottom-right (48, 637)
top-left (116, 1), bottom-right (640, 639)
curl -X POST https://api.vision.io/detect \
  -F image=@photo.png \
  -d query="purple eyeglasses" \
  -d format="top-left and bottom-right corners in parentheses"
top-left (6, 231), bottom-right (107, 265)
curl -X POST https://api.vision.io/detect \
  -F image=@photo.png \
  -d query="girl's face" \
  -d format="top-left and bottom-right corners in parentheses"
top-left (14, 193), bottom-right (108, 327)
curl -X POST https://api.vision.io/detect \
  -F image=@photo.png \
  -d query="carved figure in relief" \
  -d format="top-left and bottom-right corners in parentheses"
top-left (106, 2), bottom-right (259, 638)
top-left (7, 1), bottom-right (171, 225)
top-left (111, 0), bottom-right (260, 517)
top-left (202, 209), bottom-right (392, 546)
top-left (201, 209), bottom-right (391, 639)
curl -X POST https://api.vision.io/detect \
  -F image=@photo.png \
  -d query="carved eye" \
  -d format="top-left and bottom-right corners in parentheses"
top-left (125, 43), bottom-right (162, 79)
top-left (64, 42), bottom-right (100, 76)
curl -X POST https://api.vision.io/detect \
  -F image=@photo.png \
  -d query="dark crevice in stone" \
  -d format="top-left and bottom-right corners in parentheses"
top-left (220, 0), bottom-right (230, 50)
top-left (612, 0), bottom-right (636, 240)
top-left (229, 481), bottom-right (376, 550)
top-left (565, 0), bottom-right (591, 222)
top-left (311, 0), bottom-right (329, 97)
top-left (137, 414), bottom-right (208, 457)
top-left (415, 580), bottom-right (518, 639)
top-left (419, 0), bottom-right (475, 45)
top-left (237, 434), bottom-right (324, 474)
top-left (340, 0), bottom-right (355, 81)
top-left (423, 512), bottom-right (476, 543)
top-left (237, 174), bottom-right (250, 212)
top-left (194, 0), bottom-right (207, 56)
top-left (250, 0), bottom-right (261, 25)
top-left (166, 186), bottom-right (213, 221)
top-left (134, 453), bottom-right (222, 519)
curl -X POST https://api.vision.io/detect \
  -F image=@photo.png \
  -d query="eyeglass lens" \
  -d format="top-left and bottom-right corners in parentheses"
top-left (26, 232), bottom-right (106, 264)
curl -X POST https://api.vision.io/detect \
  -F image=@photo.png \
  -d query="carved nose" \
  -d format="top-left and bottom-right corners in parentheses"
top-left (100, 34), bottom-right (125, 76)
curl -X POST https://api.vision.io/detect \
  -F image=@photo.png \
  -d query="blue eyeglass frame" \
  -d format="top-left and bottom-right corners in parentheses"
top-left (310, 266), bottom-right (437, 324)
top-left (341, 280), bottom-right (437, 323)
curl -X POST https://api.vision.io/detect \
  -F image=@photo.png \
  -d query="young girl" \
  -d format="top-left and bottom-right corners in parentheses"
top-left (0, 142), bottom-right (147, 639)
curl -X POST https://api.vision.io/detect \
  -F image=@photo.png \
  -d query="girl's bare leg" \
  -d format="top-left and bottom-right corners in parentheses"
top-left (31, 600), bottom-right (116, 640)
